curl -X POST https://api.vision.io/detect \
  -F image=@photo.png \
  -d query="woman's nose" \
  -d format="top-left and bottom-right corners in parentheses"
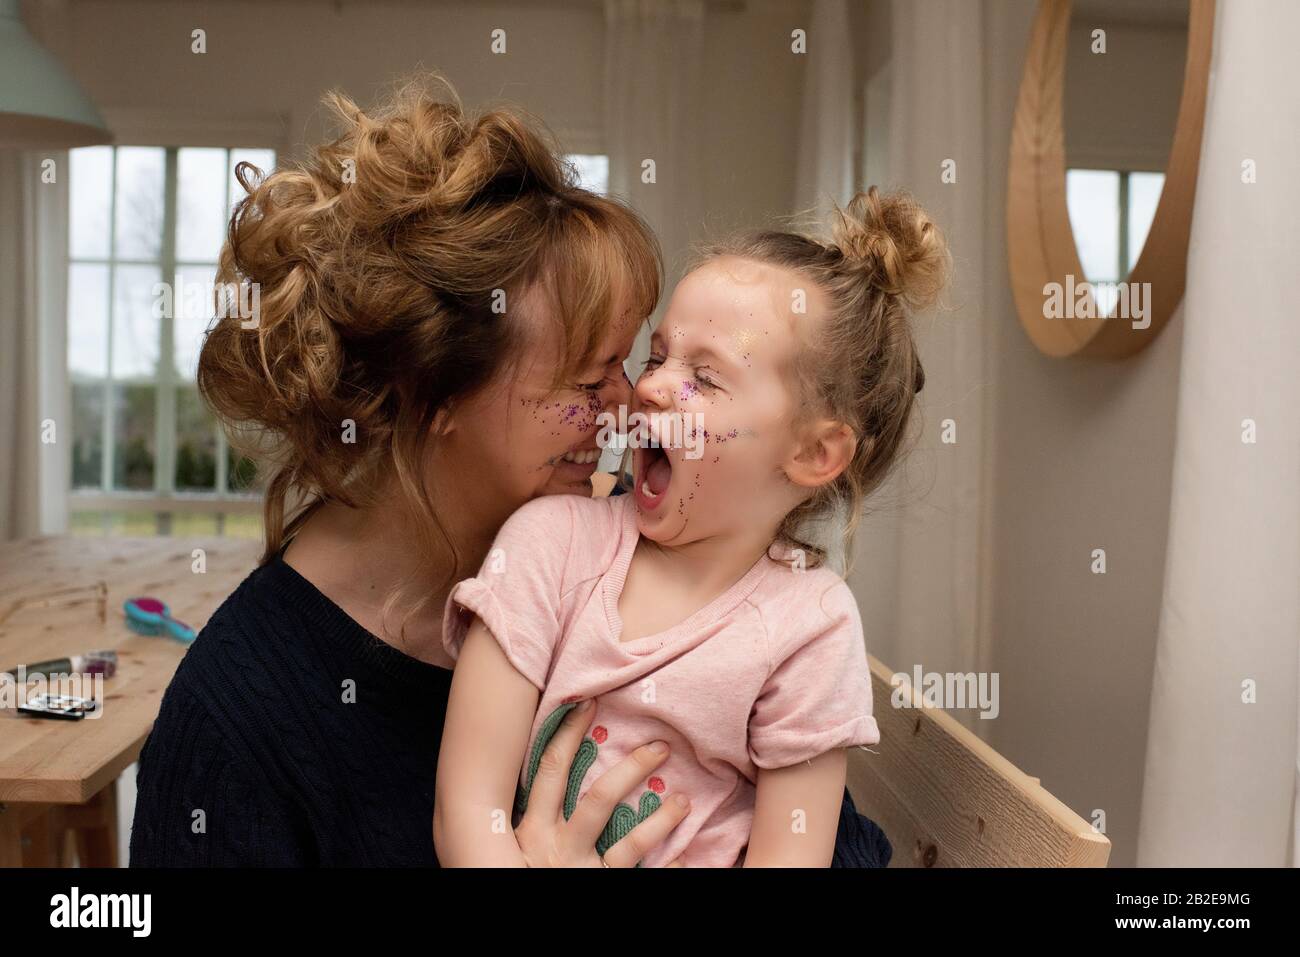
top-left (607, 365), bottom-right (634, 410)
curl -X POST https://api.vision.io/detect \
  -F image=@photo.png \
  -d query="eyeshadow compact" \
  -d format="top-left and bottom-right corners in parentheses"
top-left (17, 693), bottom-right (102, 721)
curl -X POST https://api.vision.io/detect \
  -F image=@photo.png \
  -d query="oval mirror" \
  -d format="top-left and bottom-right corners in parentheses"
top-left (1006, 0), bottom-right (1215, 358)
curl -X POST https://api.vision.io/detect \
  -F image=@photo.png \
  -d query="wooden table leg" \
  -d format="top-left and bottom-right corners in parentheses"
top-left (22, 805), bottom-right (68, 867)
top-left (0, 803), bottom-right (23, 867)
top-left (0, 778), bottom-right (120, 868)
top-left (66, 780), bottom-right (119, 867)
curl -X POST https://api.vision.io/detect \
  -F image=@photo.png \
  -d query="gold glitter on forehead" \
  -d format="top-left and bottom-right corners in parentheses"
top-left (732, 328), bottom-right (757, 351)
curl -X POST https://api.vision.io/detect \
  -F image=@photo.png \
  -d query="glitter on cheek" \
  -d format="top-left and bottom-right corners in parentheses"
top-left (679, 380), bottom-right (699, 402)
top-left (686, 471), bottom-right (701, 503)
top-left (522, 390), bottom-right (609, 439)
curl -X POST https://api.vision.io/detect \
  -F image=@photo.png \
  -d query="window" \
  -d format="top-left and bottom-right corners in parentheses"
top-left (67, 145), bottom-right (275, 538)
top-left (1065, 168), bottom-right (1165, 316)
top-left (67, 147), bottom-right (607, 537)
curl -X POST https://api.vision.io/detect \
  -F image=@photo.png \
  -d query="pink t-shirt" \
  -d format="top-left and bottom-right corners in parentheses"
top-left (441, 492), bottom-right (880, 867)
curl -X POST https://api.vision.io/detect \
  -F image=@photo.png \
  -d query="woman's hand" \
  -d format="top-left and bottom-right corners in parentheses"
top-left (514, 700), bottom-right (691, 867)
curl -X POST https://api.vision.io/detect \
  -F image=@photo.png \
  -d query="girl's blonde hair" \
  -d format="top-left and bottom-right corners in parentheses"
top-left (198, 75), bottom-right (661, 585)
top-left (694, 186), bottom-right (950, 573)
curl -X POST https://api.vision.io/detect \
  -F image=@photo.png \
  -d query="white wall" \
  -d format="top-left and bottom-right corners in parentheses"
top-left (983, 0), bottom-right (1185, 869)
top-left (29, 0), bottom-right (606, 152)
top-left (845, 0), bottom-right (1185, 867)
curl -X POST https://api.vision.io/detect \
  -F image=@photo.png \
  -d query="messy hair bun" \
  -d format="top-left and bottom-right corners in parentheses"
top-left (831, 187), bottom-right (949, 315)
top-left (197, 75), bottom-right (660, 574)
top-left (692, 185), bottom-right (950, 572)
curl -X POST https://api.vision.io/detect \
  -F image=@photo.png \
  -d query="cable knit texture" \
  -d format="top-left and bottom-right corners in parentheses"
top-left (129, 554), bottom-right (453, 866)
top-left (129, 549), bottom-right (889, 867)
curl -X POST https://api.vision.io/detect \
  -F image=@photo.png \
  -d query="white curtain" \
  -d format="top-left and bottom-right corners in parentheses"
top-left (1137, 0), bottom-right (1300, 867)
top-left (793, 0), bottom-right (855, 229)
top-left (0, 148), bottom-right (69, 541)
top-left (847, 0), bottom-right (990, 734)
top-left (603, 0), bottom-right (705, 378)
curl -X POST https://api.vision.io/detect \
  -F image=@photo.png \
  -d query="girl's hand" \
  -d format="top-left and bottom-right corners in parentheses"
top-left (514, 700), bottom-right (690, 867)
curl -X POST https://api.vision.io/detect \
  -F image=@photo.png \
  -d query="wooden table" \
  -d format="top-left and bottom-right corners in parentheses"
top-left (0, 536), bottom-right (260, 866)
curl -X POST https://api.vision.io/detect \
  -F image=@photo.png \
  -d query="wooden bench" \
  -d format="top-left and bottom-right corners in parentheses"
top-left (848, 655), bottom-right (1111, 867)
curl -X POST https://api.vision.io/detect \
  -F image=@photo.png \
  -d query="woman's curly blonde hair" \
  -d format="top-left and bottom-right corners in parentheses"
top-left (198, 75), bottom-right (661, 582)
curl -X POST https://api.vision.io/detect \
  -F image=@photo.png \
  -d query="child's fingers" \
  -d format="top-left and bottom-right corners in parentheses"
top-left (600, 795), bottom-right (692, 869)
top-left (563, 741), bottom-right (680, 855)
top-left (525, 699), bottom-right (597, 826)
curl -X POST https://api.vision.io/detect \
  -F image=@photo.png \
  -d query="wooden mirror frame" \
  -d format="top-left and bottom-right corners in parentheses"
top-left (1006, 0), bottom-right (1216, 358)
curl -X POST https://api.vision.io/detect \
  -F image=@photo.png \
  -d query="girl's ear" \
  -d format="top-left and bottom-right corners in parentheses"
top-left (784, 420), bottom-right (857, 489)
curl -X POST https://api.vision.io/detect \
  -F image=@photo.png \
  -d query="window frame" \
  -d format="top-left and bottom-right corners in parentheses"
top-left (66, 137), bottom-right (606, 535)
top-left (67, 143), bottom-right (272, 534)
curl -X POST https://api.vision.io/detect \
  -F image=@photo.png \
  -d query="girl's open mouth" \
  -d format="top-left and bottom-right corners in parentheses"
top-left (634, 439), bottom-right (673, 511)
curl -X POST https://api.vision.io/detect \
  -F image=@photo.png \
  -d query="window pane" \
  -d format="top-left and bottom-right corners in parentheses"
top-left (177, 148), bottom-right (228, 262)
top-left (69, 263), bottom-right (109, 490)
top-left (111, 265), bottom-right (160, 491)
top-left (175, 387), bottom-right (217, 491)
top-left (566, 154), bottom-right (609, 195)
top-left (75, 511), bottom-right (159, 535)
top-left (228, 447), bottom-right (258, 493)
top-left (112, 265), bottom-right (161, 379)
top-left (229, 149), bottom-right (275, 215)
top-left (1127, 172), bottom-right (1165, 275)
top-left (1091, 281), bottom-right (1120, 318)
top-left (69, 147), bottom-right (112, 258)
top-left (68, 263), bottom-right (109, 378)
top-left (69, 511), bottom-right (157, 535)
top-left (70, 384), bottom-right (104, 489)
top-left (70, 511), bottom-right (108, 536)
top-left (174, 264), bottom-right (218, 382)
top-left (114, 147), bottom-right (165, 259)
top-left (172, 513), bottom-right (219, 536)
top-left (111, 382), bottom-right (156, 490)
top-left (222, 512), bottom-right (263, 540)
top-left (1066, 169), bottom-right (1120, 283)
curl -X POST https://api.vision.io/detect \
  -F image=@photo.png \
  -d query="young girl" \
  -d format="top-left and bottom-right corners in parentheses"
top-left (433, 187), bottom-right (949, 867)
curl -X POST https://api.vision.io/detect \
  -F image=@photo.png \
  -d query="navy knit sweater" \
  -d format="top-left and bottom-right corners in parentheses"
top-left (129, 552), bottom-right (890, 867)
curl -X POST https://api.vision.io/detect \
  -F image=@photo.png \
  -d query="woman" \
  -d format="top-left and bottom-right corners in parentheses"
top-left (128, 76), bottom-right (888, 867)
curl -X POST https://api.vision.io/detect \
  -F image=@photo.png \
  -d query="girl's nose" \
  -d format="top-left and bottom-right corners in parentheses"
top-left (633, 363), bottom-right (669, 410)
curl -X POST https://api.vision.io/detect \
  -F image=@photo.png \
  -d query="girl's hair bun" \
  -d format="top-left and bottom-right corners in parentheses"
top-left (831, 185), bottom-right (950, 313)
